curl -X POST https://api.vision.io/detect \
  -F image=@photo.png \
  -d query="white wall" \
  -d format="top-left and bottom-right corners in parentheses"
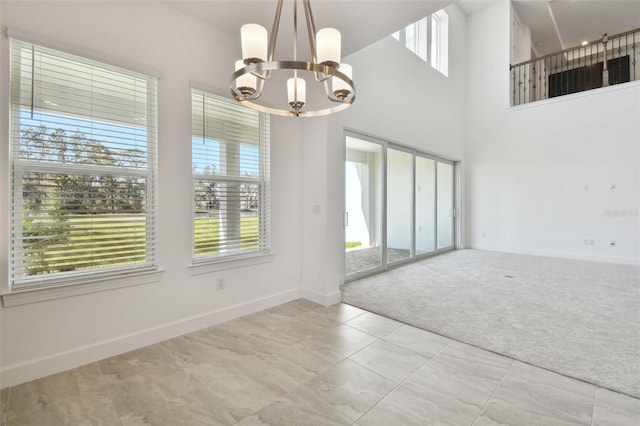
top-left (300, 115), bottom-right (344, 306)
top-left (466, 1), bottom-right (640, 264)
top-left (341, 4), bottom-right (467, 162)
top-left (0, 0), bottom-right (305, 387)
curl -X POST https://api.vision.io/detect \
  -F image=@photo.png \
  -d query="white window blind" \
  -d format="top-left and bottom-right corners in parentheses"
top-left (191, 89), bottom-right (270, 261)
top-left (9, 39), bottom-right (158, 288)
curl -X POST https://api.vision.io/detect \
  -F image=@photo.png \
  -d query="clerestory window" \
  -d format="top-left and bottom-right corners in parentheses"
top-left (391, 8), bottom-right (449, 77)
top-left (431, 10), bottom-right (449, 76)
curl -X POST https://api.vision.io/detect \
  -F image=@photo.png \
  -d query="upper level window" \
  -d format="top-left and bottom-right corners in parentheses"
top-left (392, 17), bottom-right (428, 62)
top-left (406, 17), bottom-right (428, 62)
top-left (391, 9), bottom-right (448, 76)
top-left (9, 39), bottom-right (158, 291)
top-left (431, 10), bottom-right (449, 76)
top-left (191, 90), bottom-right (270, 263)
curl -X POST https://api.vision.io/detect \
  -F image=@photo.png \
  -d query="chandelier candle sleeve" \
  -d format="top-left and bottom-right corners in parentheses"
top-left (332, 64), bottom-right (352, 99)
top-left (287, 77), bottom-right (306, 109)
top-left (235, 60), bottom-right (257, 96)
top-left (241, 24), bottom-right (268, 62)
top-left (316, 28), bottom-right (341, 66)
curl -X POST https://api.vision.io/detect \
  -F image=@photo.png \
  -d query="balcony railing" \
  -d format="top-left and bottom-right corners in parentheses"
top-left (510, 28), bottom-right (639, 106)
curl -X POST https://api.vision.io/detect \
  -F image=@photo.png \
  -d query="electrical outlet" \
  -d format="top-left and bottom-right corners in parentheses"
top-left (217, 278), bottom-right (226, 290)
top-left (589, 239), bottom-right (595, 246)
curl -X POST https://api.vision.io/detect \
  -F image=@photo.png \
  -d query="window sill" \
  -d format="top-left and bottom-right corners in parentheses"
top-left (1, 268), bottom-right (164, 307)
top-left (188, 251), bottom-right (274, 276)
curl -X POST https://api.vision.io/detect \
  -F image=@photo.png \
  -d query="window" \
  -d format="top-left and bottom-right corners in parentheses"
top-left (390, 9), bottom-right (448, 76)
top-left (431, 10), bottom-right (449, 76)
top-left (405, 17), bottom-right (428, 62)
top-left (191, 90), bottom-right (270, 263)
top-left (9, 39), bottom-right (158, 291)
top-left (392, 18), bottom-right (428, 62)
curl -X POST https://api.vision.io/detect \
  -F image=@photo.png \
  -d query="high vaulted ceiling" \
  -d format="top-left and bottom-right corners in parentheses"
top-left (512, 0), bottom-right (640, 57)
top-left (161, 1), bottom-right (640, 60)
top-left (161, 0), bottom-right (451, 59)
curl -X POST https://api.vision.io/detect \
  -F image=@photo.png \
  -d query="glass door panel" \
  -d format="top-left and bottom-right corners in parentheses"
top-left (345, 137), bottom-right (383, 276)
top-left (386, 148), bottom-right (413, 264)
top-left (415, 156), bottom-right (435, 255)
top-left (436, 161), bottom-right (454, 250)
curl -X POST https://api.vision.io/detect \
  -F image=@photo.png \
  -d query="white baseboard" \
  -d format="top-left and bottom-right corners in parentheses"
top-left (469, 244), bottom-right (640, 266)
top-left (301, 288), bottom-right (342, 306)
top-left (0, 288), bottom-right (301, 389)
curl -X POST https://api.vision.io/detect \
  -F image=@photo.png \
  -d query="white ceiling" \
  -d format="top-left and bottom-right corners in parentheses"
top-left (161, 0), bottom-right (640, 60)
top-left (512, 0), bottom-right (640, 57)
top-left (161, 0), bottom-right (451, 58)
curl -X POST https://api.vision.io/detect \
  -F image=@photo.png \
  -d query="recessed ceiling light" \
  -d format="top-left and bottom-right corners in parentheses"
top-left (581, 41), bottom-right (589, 46)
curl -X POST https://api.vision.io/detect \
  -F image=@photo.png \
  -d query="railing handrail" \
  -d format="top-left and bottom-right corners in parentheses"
top-left (510, 27), bottom-right (640, 69)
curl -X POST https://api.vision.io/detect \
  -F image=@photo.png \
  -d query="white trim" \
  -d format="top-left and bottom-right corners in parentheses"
top-left (509, 81), bottom-right (640, 111)
top-left (188, 251), bottom-right (274, 275)
top-left (0, 288), bottom-right (302, 389)
top-left (2, 269), bottom-right (163, 307)
top-left (301, 288), bottom-right (342, 307)
top-left (469, 244), bottom-right (640, 266)
top-left (5, 28), bottom-right (163, 79)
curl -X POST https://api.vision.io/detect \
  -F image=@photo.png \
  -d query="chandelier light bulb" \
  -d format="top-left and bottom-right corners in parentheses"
top-left (241, 24), bottom-right (268, 63)
top-left (235, 60), bottom-right (257, 96)
top-left (316, 28), bottom-right (341, 66)
top-left (332, 63), bottom-right (352, 99)
top-left (287, 77), bottom-right (306, 110)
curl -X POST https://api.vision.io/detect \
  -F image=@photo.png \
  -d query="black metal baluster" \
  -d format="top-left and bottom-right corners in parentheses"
top-left (523, 65), bottom-right (527, 104)
top-left (543, 58), bottom-right (547, 99)
top-left (633, 31), bottom-right (637, 81)
top-left (512, 66), bottom-right (516, 106)
top-left (589, 44), bottom-right (593, 89)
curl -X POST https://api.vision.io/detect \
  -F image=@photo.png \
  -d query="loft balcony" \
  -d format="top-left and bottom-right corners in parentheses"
top-left (510, 28), bottom-right (639, 106)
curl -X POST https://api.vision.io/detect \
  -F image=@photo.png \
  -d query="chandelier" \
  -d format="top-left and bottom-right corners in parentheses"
top-left (230, 0), bottom-right (356, 117)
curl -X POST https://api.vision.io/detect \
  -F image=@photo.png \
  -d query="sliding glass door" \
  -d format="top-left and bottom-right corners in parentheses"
top-left (415, 156), bottom-right (436, 255)
top-left (345, 136), bottom-right (384, 276)
top-left (436, 161), bottom-right (454, 251)
top-left (345, 132), bottom-right (455, 279)
top-left (387, 148), bottom-right (413, 265)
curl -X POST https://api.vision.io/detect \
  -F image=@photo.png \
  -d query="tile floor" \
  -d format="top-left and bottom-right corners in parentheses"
top-left (1, 300), bottom-right (639, 426)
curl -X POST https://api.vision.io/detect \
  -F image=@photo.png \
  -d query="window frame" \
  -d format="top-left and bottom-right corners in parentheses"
top-left (2, 37), bottom-right (161, 306)
top-left (431, 10), bottom-right (449, 76)
top-left (189, 88), bottom-right (271, 273)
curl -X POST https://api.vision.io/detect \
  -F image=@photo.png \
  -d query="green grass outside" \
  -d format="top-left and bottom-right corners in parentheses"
top-left (23, 214), bottom-right (259, 275)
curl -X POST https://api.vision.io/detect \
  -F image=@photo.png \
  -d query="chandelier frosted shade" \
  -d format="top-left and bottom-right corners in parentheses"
top-left (287, 77), bottom-right (306, 110)
top-left (316, 28), bottom-right (341, 66)
top-left (332, 64), bottom-right (352, 99)
top-left (230, 0), bottom-right (356, 117)
top-left (241, 24), bottom-right (268, 62)
top-left (235, 60), bottom-right (257, 96)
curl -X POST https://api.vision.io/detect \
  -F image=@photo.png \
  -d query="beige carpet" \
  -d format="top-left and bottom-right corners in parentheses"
top-left (341, 249), bottom-right (640, 398)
